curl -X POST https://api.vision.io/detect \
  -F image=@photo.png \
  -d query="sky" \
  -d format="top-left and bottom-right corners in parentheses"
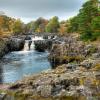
top-left (0, 0), bottom-right (85, 23)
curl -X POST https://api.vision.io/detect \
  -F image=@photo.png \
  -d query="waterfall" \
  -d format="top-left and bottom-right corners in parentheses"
top-left (23, 36), bottom-right (44, 51)
top-left (23, 40), bottom-right (30, 51)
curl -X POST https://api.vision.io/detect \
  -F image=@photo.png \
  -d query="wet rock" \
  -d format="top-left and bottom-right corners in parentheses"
top-left (25, 35), bottom-right (32, 40)
top-left (34, 40), bottom-right (52, 52)
top-left (43, 35), bottom-right (48, 39)
top-left (7, 38), bottom-right (25, 51)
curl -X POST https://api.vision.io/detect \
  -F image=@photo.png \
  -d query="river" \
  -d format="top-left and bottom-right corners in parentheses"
top-left (0, 36), bottom-right (51, 83)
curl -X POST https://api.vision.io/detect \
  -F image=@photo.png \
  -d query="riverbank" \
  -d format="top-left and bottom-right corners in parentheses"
top-left (0, 34), bottom-right (100, 100)
top-left (0, 64), bottom-right (100, 100)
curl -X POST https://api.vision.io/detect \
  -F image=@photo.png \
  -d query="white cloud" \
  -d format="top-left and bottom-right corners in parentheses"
top-left (0, 0), bottom-right (85, 23)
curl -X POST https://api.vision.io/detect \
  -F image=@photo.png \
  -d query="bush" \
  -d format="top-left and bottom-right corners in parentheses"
top-left (80, 32), bottom-right (93, 41)
top-left (80, 32), bottom-right (100, 41)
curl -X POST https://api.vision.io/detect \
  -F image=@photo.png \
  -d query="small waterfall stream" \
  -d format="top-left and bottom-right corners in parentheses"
top-left (0, 36), bottom-right (50, 83)
top-left (23, 36), bottom-right (43, 51)
top-left (23, 40), bottom-right (31, 51)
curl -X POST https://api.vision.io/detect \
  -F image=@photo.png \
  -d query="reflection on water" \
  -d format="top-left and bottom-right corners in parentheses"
top-left (0, 36), bottom-right (50, 83)
top-left (0, 50), bottom-right (50, 83)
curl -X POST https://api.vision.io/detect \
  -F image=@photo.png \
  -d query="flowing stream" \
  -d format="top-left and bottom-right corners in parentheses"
top-left (0, 36), bottom-right (51, 83)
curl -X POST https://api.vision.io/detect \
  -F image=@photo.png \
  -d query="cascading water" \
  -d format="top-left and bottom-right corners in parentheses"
top-left (23, 36), bottom-right (44, 51)
top-left (23, 40), bottom-right (30, 51)
top-left (0, 35), bottom-right (50, 83)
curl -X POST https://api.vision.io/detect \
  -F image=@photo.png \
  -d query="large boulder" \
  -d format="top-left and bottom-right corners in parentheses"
top-left (7, 38), bottom-right (25, 51)
top-left (34, 40), bottom-right (52, 52)
top-left (0, 37), bottom-right (25, 58)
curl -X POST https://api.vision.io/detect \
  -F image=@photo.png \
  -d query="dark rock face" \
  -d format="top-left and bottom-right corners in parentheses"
top-left (0, 39), bottom-right (9, 59)
top-left (25, 35), bottom-right (32, 40)
top-left (43, 35), bottom-right (56, 40)
top-left (0, 37), bottom-right (25, 58)
top-left (34, 40), bottom-right (52, 52)
top-left (34, 40), bottom-right (47, 52)
top-left (43, 35), bottom-right (49, 39)
top-left (7, 38), bottom-right (25, 51)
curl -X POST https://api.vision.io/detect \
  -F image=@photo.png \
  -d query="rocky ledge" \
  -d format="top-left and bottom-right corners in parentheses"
top-left (0, 37), bottom-right (25, 58)
top-left (49, 36), bottom-right (100, 68)
top-left (0, 54), bottom-right (100, 100)
top-left (34, 40), bottom-right (53, 52)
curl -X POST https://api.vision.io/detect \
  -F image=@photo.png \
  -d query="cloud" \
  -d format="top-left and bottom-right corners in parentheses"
top-left (0, 0), bottom-right (85, 23)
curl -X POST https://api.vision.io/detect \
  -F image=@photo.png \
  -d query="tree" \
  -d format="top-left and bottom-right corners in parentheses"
top-left (78, 0), bottom-right (99, 33)
top-left (33, 17), bottom-right (48, 32)
top-left (67, 0), bottom-right (100, 41)
top-left (58, 21), bottom-right (67, 35)
top-left (91, 16), bottom-right (100, 33)
top-left (0, 16), bottom-right (4, 33)
top-left (91, 16), bottom-right (100, 40)
top-left (79, 0), bottom-right (99, 40)
top-left (67, 16), bottom-right (79, 33)
top-left (45, 16), bottom-right (60, 33)
top-left (13, 19), bottom-right (24, 35)
top-left (0, 15), bottom-right (15, 35)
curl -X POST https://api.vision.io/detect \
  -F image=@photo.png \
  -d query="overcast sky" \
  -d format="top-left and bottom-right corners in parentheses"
top-left (0, 0), bottom-right (85, 23)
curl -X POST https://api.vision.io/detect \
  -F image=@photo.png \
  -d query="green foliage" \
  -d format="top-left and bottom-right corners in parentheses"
top-left (45, 16), bottom-right (60, 33)
top-left (80, 32), bottom-right (93, 41)
top-left (91, 16), bottom-right (100, 32)
top-left (67, 16), bottom-right (79, 33)
top-left (67, 0), bottom-right (100, 41)
top-left (13, 19), bottom-right (24, 34)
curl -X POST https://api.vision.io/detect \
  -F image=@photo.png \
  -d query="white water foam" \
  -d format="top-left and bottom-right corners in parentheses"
top-left (22, 36), bottom-right (44, 53)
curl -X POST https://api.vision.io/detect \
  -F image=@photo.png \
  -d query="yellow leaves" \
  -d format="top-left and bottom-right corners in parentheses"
top-left (0, 15), bottom-right (15, 35)
top-left (92, 64), bottom-right (100, 71)
top-left (58, 23), bottom-right (67, 35)
top-left (0, 16), bottom-right (4, 25)
top-left (92, 79), bottom-right (100, 86)
top-left (0, 16), bottom-right (4, 33)
top-left (79, 77), bottom-right (86, 85)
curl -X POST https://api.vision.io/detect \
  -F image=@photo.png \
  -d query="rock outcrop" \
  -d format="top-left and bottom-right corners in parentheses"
top-left (49, 36), bottom-right (99, 68)
top-left (0, 37), bottom-right (25, 58)
top-left (34, 40), bottom-right (53, 52)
